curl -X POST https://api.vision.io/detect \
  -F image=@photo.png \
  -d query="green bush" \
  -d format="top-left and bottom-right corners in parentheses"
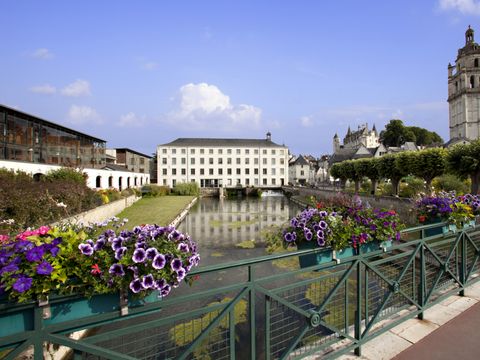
top-left (0, 168), bottom-right (102, 233)
top-left (399, 176), bottom-right (425, 198)
top-left (172, 182), bottom-right (199, 196)
top-left (432, 174), bottom-right (470, 194)
top-left (141, 184), bottom-right (170, 197)
top-left (44, 167), bottom-right (86, 185)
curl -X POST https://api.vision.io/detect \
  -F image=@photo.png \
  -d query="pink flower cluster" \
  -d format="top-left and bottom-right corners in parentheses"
top-left (16, 226), bottom-right (50, 241)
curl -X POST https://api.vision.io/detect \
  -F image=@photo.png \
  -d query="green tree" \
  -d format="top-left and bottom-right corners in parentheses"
top-left (409, 126), bottom-right (443, 146)
top-left (446, 140), bottom-right (480, 194)
top-left (379, 119), bottom-right (416, 147)
top-left (377, 154), bottom-right (409, 196)
top-left (353, 158), bottom-right (380, 195)
top-left (411, 148), bottom-right (447, 192)
top-left (330, 163), bottom-right (348, 189)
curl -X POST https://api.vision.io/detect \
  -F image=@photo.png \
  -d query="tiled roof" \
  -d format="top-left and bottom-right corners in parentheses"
top-left (102, 164), bottom-right (132, 172)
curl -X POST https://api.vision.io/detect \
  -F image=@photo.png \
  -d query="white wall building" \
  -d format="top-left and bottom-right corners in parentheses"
top-left (157, 133), bottom-right (289, 188)
top-left (288, 155), bottom-right (315, 185)
top-left (0, 160), bottom-right (150, 191)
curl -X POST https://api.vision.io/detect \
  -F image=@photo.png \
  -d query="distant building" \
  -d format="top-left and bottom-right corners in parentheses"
top-left (288, 155), bottom-right (316, 185)
top-left (106, 148), bottom-right (151, 174)
top-left (448, 26), bottom-right (480, 144)
top-left (0, 104), bottom-right (149, 190)
top-left (157, 132), bottom-right (289, 188)
top-left (333, 123), bottom-right (379, 153)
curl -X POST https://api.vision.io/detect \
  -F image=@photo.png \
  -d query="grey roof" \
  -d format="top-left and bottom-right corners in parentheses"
top-left (444, 137), bottom-right (471, 148)
top-left (113, 148), bottom-right (152, 158)
top-left (102, 164), bottom-right (132, 172)
top-left (160, 137), bottom-right (286, 148)
top-left (292, 155), bottom-right (310, 166)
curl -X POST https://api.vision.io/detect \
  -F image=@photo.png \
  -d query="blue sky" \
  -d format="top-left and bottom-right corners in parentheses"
top-left (0, 0), bottom-right (479, 156)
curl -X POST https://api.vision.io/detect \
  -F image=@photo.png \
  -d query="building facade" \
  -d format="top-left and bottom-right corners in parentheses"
top-left (0, 104), bottom-right (106, 168)
top-left (288, 155), bottom-right (316, 185)
top-left (106, 148), bottom-right (151, 174)
top-left (157, 133), bottom-right (289, 188)
top-left (0, 104), bottom-right (149, 190)
top-left (333, 123), bottom-right (379, 153)
top-left (448, 26), bottom-right (480, 142)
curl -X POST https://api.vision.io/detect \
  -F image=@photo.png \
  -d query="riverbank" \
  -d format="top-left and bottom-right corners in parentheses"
top-left (116, 195), bottom-right (196, 228)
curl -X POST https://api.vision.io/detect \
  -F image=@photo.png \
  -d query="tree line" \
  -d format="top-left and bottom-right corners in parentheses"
top-left (329, 140), bottom-right (480, 195)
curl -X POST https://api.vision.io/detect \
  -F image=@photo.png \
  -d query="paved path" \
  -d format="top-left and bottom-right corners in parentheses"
top-left (392, 300), bottom-right (480, 360)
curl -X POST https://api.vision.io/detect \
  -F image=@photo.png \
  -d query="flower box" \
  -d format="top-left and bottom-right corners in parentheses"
top-left (0, 291), bottom-right (161, 337)
top-left (297, 240), bottom-right (386, 268)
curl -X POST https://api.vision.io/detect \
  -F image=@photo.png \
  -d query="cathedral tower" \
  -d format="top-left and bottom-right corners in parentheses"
top-left (448, 26), bottom-right (480, 141)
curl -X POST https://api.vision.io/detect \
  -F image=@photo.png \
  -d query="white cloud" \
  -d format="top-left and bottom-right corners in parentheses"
top-left (118, 112), bottom-right (145, 127)
top-left (143, 61), bottom-right (159, 70)
top-left (30, 84), bottom-right (56, 94)
top-left (439, 0), bottom-right (480, 15)
top-left (166, 83), bottom-right (262, 131)
top-left (61, 79), bottom-right (91, 97)
top-left (68, 105), bottom-right (101, 125)
top-left (32, 48), bottom-right (54, 59)
top-left (300, 116), bottom-right (313, 127)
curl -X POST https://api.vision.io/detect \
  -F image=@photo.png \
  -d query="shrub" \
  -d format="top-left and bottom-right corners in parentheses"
top-left (432, 174), bottom-right (470, 194)
top-left (142, 184), bottom-right (171, 197)
top-left (44, 167), bottom-right (86, 185)
top-left (172, 182), bottom-right (199, 196)
top-left (399, 176), bottom-right (426, 198)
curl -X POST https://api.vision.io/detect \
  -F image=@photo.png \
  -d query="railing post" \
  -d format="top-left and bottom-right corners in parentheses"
top-left (248, 265), bottom-right (256, 360)
top-left (33, 305), bottom-right (44, 360)
top-left (354, 260), bottom-right (362, 356)
top-left (459, 232), bottom-right (466, 297)
top-left (418, 243), bottom-right (425, 320)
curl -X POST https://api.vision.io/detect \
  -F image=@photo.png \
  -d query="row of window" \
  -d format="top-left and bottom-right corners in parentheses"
top-left (160, 148), bottom-right (285, 155)
top-left (163, 178), bottom-right (282, 187)
top-left (161, 157), bottom-right (286, 165)
top-left (161, 167), bottom-right (285, 176)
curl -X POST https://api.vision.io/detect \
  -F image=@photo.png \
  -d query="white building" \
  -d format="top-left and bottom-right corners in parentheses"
top-left (288, 155), bottom-right (315, 185)
top-left (448, 26), bottom-right (480, 143)
top-left (157, 133), bottom-right (289, 188)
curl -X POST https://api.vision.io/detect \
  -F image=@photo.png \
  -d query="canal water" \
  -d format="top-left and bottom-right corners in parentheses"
top-left (177, 194), bottom-right (303, 266)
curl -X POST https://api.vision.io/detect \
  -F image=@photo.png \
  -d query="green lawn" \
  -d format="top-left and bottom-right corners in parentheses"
top-left (116, 196), bottom-right (195, 228)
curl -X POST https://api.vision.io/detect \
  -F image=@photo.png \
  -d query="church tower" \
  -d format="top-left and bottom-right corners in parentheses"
top-left (448, 26), bottom-right (480, 141)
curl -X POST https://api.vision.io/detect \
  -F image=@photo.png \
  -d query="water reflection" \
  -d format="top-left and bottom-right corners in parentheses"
top-left (177, 195), bottom-right (302, 263)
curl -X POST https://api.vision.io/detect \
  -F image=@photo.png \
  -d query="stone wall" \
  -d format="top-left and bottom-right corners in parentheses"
top-left (54, 195), bottom-right (141, 226)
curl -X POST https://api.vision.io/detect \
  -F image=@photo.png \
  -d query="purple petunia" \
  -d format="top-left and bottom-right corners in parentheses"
top-left (132, 248), bottom-right (147, 263)
top-left (317, 237), bottom-right (326, 247)
top-left (111, 238), bottom-right (123, 251)
top-left (94, 238), bottom-right (106, 251)
top-left (25, 246), bottom-right (45, 262)
top-left (78, 243), bottom-right (94, 256)
top-left (152, 254), bottom-right (166, 269)
top-left (36, 261), bottom-right (53, 275)
top-left (176, 267), bottom-right (186, 282)
top-left (146, 247), bottom-right (158, 260)
top-left (160, 284), bottom-right (171, 297)
top-left (0, 262), bottom-right (19, 275)
top-left (177, 242), bottom-right (189, 252)
top-left (115, 246), bottom-right (127, 260)
top-left (129, 278), bottom-right (144, 293)
top-left (109, 263), bottom-right (125, 276)
top-left (155, 279), bottom-right (167, 289)
top-left (171, 258), bottom-right (183, 271)
top-left (304, 230), bottom-right (313, 242)
top-left (12, 276), bottom-right (32, 293)
top-left (318, 220), bottom-right (328, 230)
top-left (284, 232), bottom-right (296, 242)
top-left (142, 274), bottom-right (155, 288)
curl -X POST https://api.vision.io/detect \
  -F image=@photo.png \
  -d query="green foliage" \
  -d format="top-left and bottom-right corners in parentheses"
top-left (379, 119), bottom-right (416, 147)
top-left (0, 168), bottom-right (102, 232)
top-left (44, 167), bottom-right (87, 185)
top-left (172, 182), bottom-right (200, 196)
top-left (379, 119), bottom-right (442, 147)
top-left (398, 176), bottom-right (425, 198)
top-left (377, 154), bottom-right (409, 195)
top-left (141, 184), bottom-right (170, 197)
top-left (354, 158), bottom-right (380, 181)
top-left (432, 174), bottom-right (469, 194)
top-left (447, 140), bottom-right (480, 194)
top-left (411, 148), bottom-right (447, 189)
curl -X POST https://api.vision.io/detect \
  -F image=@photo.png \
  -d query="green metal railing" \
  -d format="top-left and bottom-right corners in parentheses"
top-left (1, 222), bottom-right (479, 359)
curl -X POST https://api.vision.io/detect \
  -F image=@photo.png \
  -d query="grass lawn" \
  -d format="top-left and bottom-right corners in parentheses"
top-left (116, 195), bottom-right (195, 228)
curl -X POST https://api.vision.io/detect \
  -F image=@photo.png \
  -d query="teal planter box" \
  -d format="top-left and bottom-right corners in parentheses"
top-left (297, 241), bottom-right (332, 268)
top-left (423, 218), bottom-right (445, 237)
top-left (297, 240), bottom-right (387, 268)
top-left (0, 291), bottom-right (161, 337)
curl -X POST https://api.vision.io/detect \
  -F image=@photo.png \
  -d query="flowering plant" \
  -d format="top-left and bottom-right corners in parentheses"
top-left (0, 219), bottom-right (200, 303)
top-left (415, 195), bottom-right (453, 224)
top-left (282, 203), bottom-right (403, 251)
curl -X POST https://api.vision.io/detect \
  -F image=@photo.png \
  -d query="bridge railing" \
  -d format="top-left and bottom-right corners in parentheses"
top-left (1, 222), bottom-right (479, 360)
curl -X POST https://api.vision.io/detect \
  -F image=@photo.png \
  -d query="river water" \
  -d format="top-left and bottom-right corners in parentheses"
top-left (177, 194), bottom-right (303, 266)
